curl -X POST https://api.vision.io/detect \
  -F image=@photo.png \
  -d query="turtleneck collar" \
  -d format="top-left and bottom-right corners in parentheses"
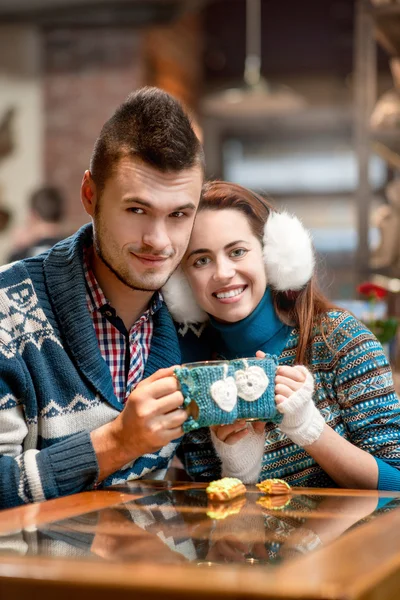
top-left (209, 287), bottom-right (292, 359)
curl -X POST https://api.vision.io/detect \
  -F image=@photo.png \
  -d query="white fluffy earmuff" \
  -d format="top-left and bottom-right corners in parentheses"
top-left (162, 266), bottom-right (208, 324)
top-left (162, 211), bottom-right (315, 324)
top-left (263, 211), bottom-right (315, 291)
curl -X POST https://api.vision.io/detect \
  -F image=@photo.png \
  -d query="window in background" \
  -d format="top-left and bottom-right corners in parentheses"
top-left (222, 133), bottom-right (388, 299)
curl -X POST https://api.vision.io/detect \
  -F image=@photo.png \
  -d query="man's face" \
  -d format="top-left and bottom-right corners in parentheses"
top-left (82, 157), bottom-right (203, 292)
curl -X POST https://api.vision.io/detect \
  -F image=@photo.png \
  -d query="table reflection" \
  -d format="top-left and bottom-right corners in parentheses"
top-left (0, 481), bottom-right (399, 567)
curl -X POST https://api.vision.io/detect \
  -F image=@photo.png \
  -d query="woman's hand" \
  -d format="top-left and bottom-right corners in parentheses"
top-left (211, 420), bottom-right (265, 445)
top-left (275, 365), bottom-right (307, 406)
top-left (256, 350), bottom-right (325, 447)
top-left (210, 420), bottom-right (266, 483)
top-left (210, 421), bottom-right (249, 445)
top-left (255, 350), bottom-right (308, 407)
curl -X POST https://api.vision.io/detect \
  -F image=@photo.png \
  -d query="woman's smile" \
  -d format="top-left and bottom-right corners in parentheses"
top-left (212, 284), bottom-right (248, 303)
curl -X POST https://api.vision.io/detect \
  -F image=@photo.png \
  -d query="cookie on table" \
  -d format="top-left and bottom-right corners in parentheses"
top-left (206, 477), bottom-right (247, 502)
top-left (256, 478), bottom-right (291, 495)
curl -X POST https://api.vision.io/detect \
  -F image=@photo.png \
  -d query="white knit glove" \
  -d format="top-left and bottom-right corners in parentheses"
top-left (210, 424), bottom-right (266, 484)
top-left (277, 366), bottom-right (325, 447)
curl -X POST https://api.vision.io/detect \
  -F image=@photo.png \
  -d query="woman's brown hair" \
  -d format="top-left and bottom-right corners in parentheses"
top-left (199, 180), bottom-right (338, 365)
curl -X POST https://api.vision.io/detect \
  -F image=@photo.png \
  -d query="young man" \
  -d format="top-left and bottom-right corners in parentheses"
top-left (0, 87), bottom-right (204, 508)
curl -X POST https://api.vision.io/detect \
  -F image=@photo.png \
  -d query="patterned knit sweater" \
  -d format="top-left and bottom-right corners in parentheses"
top-left (177, 290), bottom-right (400, 490)
top-left (0, 224), bottom-right (182, 509)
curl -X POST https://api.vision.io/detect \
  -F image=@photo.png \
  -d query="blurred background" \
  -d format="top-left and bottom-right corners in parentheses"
top-left (0, 0), bottom-right (399, 313)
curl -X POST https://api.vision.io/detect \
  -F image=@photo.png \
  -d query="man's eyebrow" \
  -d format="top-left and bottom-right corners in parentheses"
top-left (186, 240), bottom-right (248, 260)
top-left (122, 198), bottom-right (196, 211)
top-left (122, 197), bottom-right (151, 207)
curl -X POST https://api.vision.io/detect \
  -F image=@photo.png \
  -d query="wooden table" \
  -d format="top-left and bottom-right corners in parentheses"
top-left (0, 480), bottom-right (400, 600)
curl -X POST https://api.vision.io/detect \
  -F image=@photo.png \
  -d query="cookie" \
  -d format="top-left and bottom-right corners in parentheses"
top-left (256, 478), bottom-right (291, 495)
top-left (206, 477), bottom-right (247, 502)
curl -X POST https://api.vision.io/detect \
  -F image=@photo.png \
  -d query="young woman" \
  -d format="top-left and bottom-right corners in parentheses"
top-left (163, 181), bottom-right (400, 490)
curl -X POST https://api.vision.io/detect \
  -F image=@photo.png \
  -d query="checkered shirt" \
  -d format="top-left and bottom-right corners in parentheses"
top-left (83, 246), bottom-right (163, 403)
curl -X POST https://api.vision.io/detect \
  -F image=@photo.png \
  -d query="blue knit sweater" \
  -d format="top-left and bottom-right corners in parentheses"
top-left (177, 289), bottom-right (400, 490)
top-left (0, 224), bottom-right (182, 508)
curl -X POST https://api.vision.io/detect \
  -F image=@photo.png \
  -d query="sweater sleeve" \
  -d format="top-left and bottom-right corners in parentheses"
top-left (0, 347), bottom-right (99, 509)
top-left (332, 314), bottom-right (400, 489)
top-left (375, 457), bottom-right (400, 491)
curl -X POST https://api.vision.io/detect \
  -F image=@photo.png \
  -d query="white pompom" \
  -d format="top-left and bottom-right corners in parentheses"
top-left (263, 212), bottom-right (315, 291)
top-left (162, 267), bottom-right (208, 324)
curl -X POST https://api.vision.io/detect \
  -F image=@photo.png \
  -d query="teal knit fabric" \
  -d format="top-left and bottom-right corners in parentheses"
top-left (209, 287), bottom-right (292, 358)
top-left (0, 224), bottom-right (183, 509)
top-left (177, 290), bottom-right (400, 490)
top-left (231, 356), bottom-right (281, 423)
top-left (175, 355), bottom-right (280, 432)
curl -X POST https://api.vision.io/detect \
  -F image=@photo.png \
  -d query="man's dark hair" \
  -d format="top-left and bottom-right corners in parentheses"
top-left (90, 87), bottom-right (205, 196)
top-left (30, 186), bottom-right (65, 223)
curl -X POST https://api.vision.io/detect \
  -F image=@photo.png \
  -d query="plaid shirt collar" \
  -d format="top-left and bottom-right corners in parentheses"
top-left (83, 245), bottom-right (163, 329)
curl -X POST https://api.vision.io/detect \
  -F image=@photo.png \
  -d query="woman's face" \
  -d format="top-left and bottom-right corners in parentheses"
top-left (183, 208), bottom-right (267, 323)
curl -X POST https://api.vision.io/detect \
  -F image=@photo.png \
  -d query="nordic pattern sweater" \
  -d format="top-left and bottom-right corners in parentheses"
top-left (177, 299), bottom-right (400, 490)
top-left (0, 224), bottom-right (182, 508)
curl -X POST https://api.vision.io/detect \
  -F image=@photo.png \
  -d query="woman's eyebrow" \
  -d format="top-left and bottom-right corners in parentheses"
top-left (224, 240), bottom-right (247, 249)
top-left (186, 247), bottom-right (209, 259)
top-left (186, 240), bottom-right (248, 260)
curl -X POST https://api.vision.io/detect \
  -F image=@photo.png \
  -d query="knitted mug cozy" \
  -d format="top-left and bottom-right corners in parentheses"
top-left (175, 355), bottom-right (281, 433)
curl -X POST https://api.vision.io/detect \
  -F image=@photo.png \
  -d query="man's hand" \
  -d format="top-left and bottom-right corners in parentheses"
top-left (116, 366), bottom-right (187, 457)
top-left (91, 366), bottom-right (187, 482)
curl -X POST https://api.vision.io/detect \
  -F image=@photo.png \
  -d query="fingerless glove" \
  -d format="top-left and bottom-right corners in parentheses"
top-left (277, 366), bottom-right (325, 447)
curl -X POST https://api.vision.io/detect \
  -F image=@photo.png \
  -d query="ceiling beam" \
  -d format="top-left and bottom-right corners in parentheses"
top-left (0, 0), bottom-right (203, 27)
